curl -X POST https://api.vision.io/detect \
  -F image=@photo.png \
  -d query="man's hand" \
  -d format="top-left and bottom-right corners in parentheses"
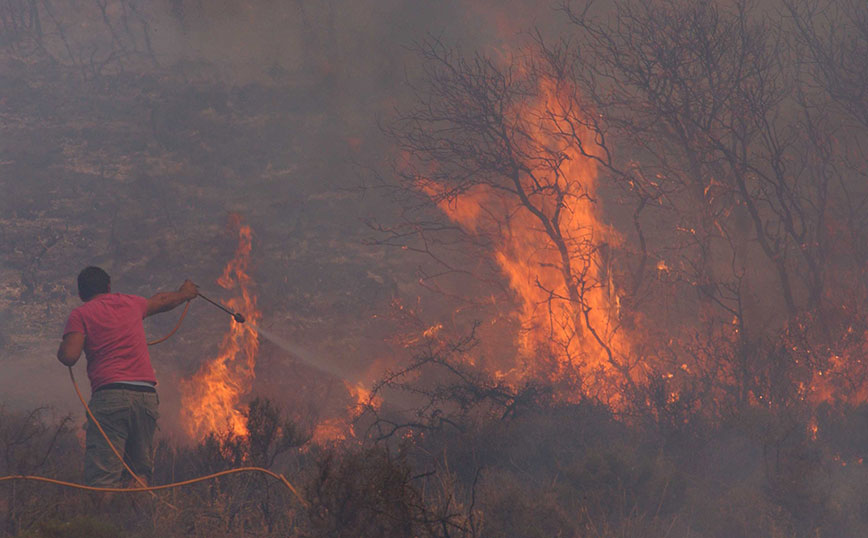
top-left (146, 279), bottom-right (199, 317)
top-left (179, 279), bottom-right (199, 301)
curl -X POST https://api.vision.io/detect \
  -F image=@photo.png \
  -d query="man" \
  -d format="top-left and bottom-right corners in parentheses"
top-left (57, 266), bottom-right (198, 487)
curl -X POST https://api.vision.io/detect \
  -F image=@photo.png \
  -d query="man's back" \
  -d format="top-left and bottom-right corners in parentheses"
top-left (64, 293), bottom-right (155, 391)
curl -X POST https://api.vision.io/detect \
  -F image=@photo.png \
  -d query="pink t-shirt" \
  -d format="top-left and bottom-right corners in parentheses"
top-left (63, 293), bottom-right (156, 391)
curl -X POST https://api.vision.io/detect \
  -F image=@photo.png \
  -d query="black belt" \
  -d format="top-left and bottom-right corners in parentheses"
top-left (94, 383), bottom-right (156, 393)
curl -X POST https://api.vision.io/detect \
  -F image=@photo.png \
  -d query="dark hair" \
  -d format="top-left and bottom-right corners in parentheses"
top-left (77, 266), bottom-right (110, 301)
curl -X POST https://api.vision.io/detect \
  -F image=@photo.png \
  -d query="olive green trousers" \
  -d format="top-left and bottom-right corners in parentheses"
top-left (84, 388), bottom-right (159, 487)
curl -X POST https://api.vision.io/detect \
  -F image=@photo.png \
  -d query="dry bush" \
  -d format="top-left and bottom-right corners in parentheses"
top-left (150, 397), bottom-right (308, 537)
top-left (685, 482), bottom-right (797, 538)
top-left (0, 405), bottom-right (80, 536)
top-left (476, 473), bottom-right (573, 538)
top-left (306, 447), bottom-right (434, 538)
top-left (6, 395), bottom-right (868, 537)
top-left (16, 515), bottom-right (121, 538)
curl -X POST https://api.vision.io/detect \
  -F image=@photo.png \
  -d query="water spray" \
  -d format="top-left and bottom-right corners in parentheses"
top-left (197, 292), bottom-right (246, 323)
top-left (196, 291), bottom-right (356, 384)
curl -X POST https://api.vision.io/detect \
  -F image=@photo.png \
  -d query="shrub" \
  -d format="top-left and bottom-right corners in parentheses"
top-left (18, 515), bottom-right (120, 538)
top-left (307, 447), bottom-right (428, 538)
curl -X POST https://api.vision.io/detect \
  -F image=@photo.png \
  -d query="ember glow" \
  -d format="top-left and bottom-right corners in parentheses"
top-left (181, 218), bottom-right (261, 439)
top-left (311, 381), bottom-right (381, 445)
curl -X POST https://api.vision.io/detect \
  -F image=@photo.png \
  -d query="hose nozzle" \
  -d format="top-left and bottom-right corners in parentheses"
top-left (198, 292), bottom-right (246, 324)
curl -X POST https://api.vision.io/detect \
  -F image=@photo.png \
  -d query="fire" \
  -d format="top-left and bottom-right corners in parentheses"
top-left (310, 381), bottom-right (380, 445)
top-left (419, 76), bottom-right (632, 403)
top-left (347, 382), bottom-right (379, 411)
top-left (311, 418), bottom-right (349, 444)
top-left (179, 217), bottom-right (380, 444)
top-left (807, 350), bottom-right (868, 407)
top-left (181, 218), bottom-right (261, 439)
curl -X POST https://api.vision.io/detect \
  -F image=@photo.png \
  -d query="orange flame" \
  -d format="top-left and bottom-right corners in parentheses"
top-left (420, 76), bottom-right (632, 403)
top-left (181, 220), bottom-right (261, 439)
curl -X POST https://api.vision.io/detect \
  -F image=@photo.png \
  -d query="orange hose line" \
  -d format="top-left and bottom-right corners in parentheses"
top-left (0, 300), bottom-right (309, 510)
top-left (0, 467), bottom-right (308, 507)
top-left (147, 300), bottom-right (191, 346)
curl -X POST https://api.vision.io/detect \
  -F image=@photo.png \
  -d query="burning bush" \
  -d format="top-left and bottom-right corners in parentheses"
top-left (375, 0), bottom-right (868, 434)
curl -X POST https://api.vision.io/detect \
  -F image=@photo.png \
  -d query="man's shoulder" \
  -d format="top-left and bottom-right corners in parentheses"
top-left (113, 292), bottom-right (146, 301)
top-left (65, 302), bottom-right (86, 323)
top-left (76, 293), bottom-right (146, 310)
top-left (115, 293), bottom-right (149, 316)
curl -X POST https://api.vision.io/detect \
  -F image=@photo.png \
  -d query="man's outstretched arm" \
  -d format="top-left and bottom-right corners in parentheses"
top-left (146, 280), bottom-right (199, 318)
top-left (57, 332), bottom-right (85, 366)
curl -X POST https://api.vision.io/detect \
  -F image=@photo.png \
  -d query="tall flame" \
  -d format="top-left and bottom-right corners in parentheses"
top-left (181, 219), bottom-right (261, 439)
top-left (421, 77), bottom-right (631, 402)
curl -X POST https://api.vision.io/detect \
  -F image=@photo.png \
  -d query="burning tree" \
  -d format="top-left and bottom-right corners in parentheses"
top-left (376, 0), bottom-right (868, 423)
top-left (556, 0), bottom-right (868, 412)
top-left (380, 39), bottom-right (636, 407)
